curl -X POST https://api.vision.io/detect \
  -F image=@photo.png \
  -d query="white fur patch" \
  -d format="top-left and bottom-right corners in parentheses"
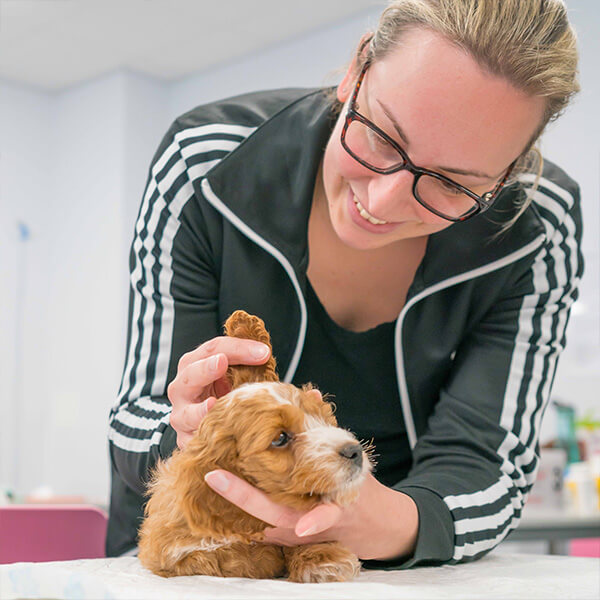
top-left (225, 381), bottom-right (293, 406)
top-left (297, 557), bottom-right (360, 583)
top-left (299, 416), bottom-right (370, 501)
top-left (168, 537), bottom-right (236, 562)
top-left (302, 418), bottom-right (358, 450)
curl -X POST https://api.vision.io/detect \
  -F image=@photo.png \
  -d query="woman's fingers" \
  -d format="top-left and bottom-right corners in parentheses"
top-left (204, 470), bottom-right (304, 529)
top-left (168, 353), bottom-right (229, 405)
top-left (204, 470), bottom-right (344, 546)
top-left (170, 396), bottom-right (217, 447)
top-left (182, 396), bottom-right (217, 430)
top-left (178, 337), bottom-right (270, 372)
top-left (167, 336), bottom-right (271, 450)
top-left (169, 337), bottom-right (270, 405)
top-left (294, 502), bottom-right (342, 537)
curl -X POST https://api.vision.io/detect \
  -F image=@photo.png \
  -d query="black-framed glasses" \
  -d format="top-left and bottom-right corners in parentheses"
top-left (341, 63), bottom-right (516, 222)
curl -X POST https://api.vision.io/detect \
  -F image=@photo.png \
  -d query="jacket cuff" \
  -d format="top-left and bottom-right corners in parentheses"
top-left (362, 485), bottom-right (454, 570)
top-left (159, 425), bottom-right (178, 460)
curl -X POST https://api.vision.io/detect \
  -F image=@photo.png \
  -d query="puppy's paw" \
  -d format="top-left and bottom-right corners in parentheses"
top-left (284, 542), bottom-right (360, 583)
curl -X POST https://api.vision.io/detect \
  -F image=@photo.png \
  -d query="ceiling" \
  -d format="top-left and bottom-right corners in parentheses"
top-left (0, 0), bottom-right (380, 91)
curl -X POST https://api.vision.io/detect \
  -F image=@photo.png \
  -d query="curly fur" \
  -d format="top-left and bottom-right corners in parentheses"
top-left (138, 310), bottom-right (368, 582)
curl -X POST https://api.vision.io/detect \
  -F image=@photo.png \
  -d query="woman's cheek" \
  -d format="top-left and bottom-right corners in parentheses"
top-left (324, 135), bottom-right (368, 193)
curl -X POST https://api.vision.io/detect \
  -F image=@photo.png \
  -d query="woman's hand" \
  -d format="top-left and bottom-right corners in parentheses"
top-left (204, 469), bottom-right (419, 561)
top-left (167, 337), bottom-right (271, 449)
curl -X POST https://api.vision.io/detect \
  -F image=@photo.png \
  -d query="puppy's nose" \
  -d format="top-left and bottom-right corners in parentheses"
top-left (339, 443), bottom-right (363, 469)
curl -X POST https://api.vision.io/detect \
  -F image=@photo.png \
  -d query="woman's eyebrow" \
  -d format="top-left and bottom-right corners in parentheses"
top-left (377, 99), bottom-right (501, 180)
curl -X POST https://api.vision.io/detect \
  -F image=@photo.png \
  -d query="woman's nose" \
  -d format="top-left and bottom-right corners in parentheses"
top-left (366, 169), bottom-right (424, 221)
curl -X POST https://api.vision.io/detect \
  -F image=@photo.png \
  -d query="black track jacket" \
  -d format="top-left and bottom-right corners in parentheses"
top-left (107, 87), bottom-right (583, 567)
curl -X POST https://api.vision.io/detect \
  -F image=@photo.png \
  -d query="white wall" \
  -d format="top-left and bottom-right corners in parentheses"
top-left (0, 71), bottom-right (171, 503)
top-left (0, 7), bottom-right (382, 505)
top-left (167, 7), bottom-right (381, 117)
top-left (0, 2), bottom-right (597, 505)
top-left (538, 1), bottom-right (600, 439)
top-left (0, 83), bottom-right (51, 497)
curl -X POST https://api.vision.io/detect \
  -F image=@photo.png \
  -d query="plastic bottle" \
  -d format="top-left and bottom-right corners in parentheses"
top-left (564, 461), bottom-right (600, 515)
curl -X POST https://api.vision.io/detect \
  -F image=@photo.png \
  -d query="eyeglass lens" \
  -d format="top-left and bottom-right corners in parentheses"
top-left (344, 119), bottom-right (479, 219)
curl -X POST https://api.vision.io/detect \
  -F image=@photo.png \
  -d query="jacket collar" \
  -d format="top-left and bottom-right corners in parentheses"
top-left (204, 88), bottom-right (545, 288)
top-left (418, 192), bottom-right (546, 291)
top-left (204, 89), bottom-right (335, 271)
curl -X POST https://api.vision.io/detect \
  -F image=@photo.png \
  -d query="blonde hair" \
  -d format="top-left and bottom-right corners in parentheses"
top-left (346, 0), bottom-right (580, 223)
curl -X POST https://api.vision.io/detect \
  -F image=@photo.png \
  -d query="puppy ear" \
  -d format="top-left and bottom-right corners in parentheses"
top-left (177, 412), bottom-right (250, 537)
top-left (179, 463), bottom-right (250, 538)
top-left (224, 310), bottom-right (279, 388)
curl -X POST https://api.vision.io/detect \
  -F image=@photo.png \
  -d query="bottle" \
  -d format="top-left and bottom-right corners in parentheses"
top-left (564, 462), bottom-right (600, 515)
top-left (590, 454), bottom-right (600, 511)
top-left (554, 402), bottom-right (580, 463)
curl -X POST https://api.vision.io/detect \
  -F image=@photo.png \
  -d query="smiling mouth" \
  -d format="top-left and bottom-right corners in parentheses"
top-left (352, 196), bottom-right (388, 225)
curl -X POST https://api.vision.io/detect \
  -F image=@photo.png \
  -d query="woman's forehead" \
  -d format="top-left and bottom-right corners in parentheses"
top-left (365, 29), bottom-right (544, 173)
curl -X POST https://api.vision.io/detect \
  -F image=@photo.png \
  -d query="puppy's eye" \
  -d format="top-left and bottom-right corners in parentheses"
top-left (271, 431), bottom-right (292, 448)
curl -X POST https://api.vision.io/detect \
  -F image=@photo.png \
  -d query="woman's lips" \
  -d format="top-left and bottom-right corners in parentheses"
top-left (354, 196), bottom-right (388, 225)
top-left (346, 189), bottom-right (403, 234)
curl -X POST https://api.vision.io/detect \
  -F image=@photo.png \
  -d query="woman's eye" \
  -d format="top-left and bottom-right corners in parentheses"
top-left (271, 432), bottom-right (292, 447)
top-left (366, 128), bottom-right (387, 149)
top-left (439, 180), bottom-right (463, 195)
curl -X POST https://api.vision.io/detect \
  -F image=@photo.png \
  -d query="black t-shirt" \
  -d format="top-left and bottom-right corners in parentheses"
top-left (292, 281), bottom-right (413, 487)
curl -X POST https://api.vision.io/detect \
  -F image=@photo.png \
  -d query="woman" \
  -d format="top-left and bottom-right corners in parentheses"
top-left (107, 0), bottom-right (583, 567)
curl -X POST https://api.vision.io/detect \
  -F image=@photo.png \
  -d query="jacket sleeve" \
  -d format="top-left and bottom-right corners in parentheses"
top-left (107, 121), bottom-right (239, 497)
top-left (379, 176), bottom-right (584, 568)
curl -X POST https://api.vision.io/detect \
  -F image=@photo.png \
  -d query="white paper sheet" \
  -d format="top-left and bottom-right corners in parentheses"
top-left (1, 552), bottom-right (598, 600)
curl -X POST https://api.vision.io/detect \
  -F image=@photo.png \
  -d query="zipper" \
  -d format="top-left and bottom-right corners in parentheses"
top-left (396, 234), bottom-right (547, 449)
top-left (201, 179), bottom-right (308, 383)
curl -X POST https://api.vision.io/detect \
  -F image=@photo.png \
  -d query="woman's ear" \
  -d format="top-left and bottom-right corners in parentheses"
top-left (337, 61), bottom-right (356, 103)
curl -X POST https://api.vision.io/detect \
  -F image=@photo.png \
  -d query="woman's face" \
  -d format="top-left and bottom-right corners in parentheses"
top-left (321, 28), bottom-right (545, 251)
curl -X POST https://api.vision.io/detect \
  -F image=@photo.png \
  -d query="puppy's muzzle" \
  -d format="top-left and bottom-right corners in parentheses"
top-left (339, 442), bottom-right (363, 470)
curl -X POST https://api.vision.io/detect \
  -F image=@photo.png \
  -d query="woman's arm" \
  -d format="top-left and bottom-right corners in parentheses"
top-left (393, 176), bottom-right (584, 566)
top-left (107, 118), bottom-right (243, 495)
top-left (204, 469), bottom-right (419, 561)
top-left (204, 175), bottom-right (584, 567)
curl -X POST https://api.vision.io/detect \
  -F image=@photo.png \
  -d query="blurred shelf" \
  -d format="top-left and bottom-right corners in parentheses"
top-left (511, 510), bottom-right (600, 542)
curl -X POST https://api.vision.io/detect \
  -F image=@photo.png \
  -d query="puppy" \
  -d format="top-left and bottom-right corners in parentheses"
top-left (138, 310), bottom-right (371, 582)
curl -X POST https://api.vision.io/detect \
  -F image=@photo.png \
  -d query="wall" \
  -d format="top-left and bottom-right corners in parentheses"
top-left (167, 7), bottom-right (380, 117)
top-left (536, 1), bottom-right (600, 437)
top-left (0, 3), bottom-right (597, 505)
top-left (0, 83), bottom-right (51, 497)
top-left (0, 7), bottom-right (382, 504)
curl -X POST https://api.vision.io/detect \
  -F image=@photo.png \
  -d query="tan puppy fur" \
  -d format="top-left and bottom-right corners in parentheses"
top-left (138, 311), bottom-right (370, 582)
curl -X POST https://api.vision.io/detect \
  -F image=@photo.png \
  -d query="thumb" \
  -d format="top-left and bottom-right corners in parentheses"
top-left (294, 503), bottom-right (342, 537)
top-left (182, 396), bottom-right (217, 431)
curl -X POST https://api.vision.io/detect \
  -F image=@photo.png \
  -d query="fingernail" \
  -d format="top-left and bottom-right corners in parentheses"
top-left (295, 522), bottom-right (318, 537)
top-left (205, 470), bottom-right (230, 493)
top-left (209, 355), bottom-right (221, 372)
top-left (201, 397), bottom-right (216, 417)
top-left (250, 344), bottom-right (269, 359)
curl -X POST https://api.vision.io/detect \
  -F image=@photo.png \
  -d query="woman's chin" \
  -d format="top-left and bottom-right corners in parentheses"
top-left (331, 219), bottom-right (398, 250)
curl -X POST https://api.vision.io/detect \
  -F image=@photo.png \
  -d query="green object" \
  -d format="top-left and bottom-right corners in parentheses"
top-left (575, 411), bottom-right (600, 431)
top-left (554, 401), bottom-right (580, 463)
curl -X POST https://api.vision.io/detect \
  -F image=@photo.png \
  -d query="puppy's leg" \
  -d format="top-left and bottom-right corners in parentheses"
top-left (284, 542), bottom-right (361, 582)
top-left (163, 542), bottom-right (285, 579)
top-left (152, 549), bottom-right (221, 578)
top-left (218, 542), bottom-right (286, 579)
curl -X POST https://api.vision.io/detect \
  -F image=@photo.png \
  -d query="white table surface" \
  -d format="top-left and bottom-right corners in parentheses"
top-left (1, 552), bottom-right (598, 600)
